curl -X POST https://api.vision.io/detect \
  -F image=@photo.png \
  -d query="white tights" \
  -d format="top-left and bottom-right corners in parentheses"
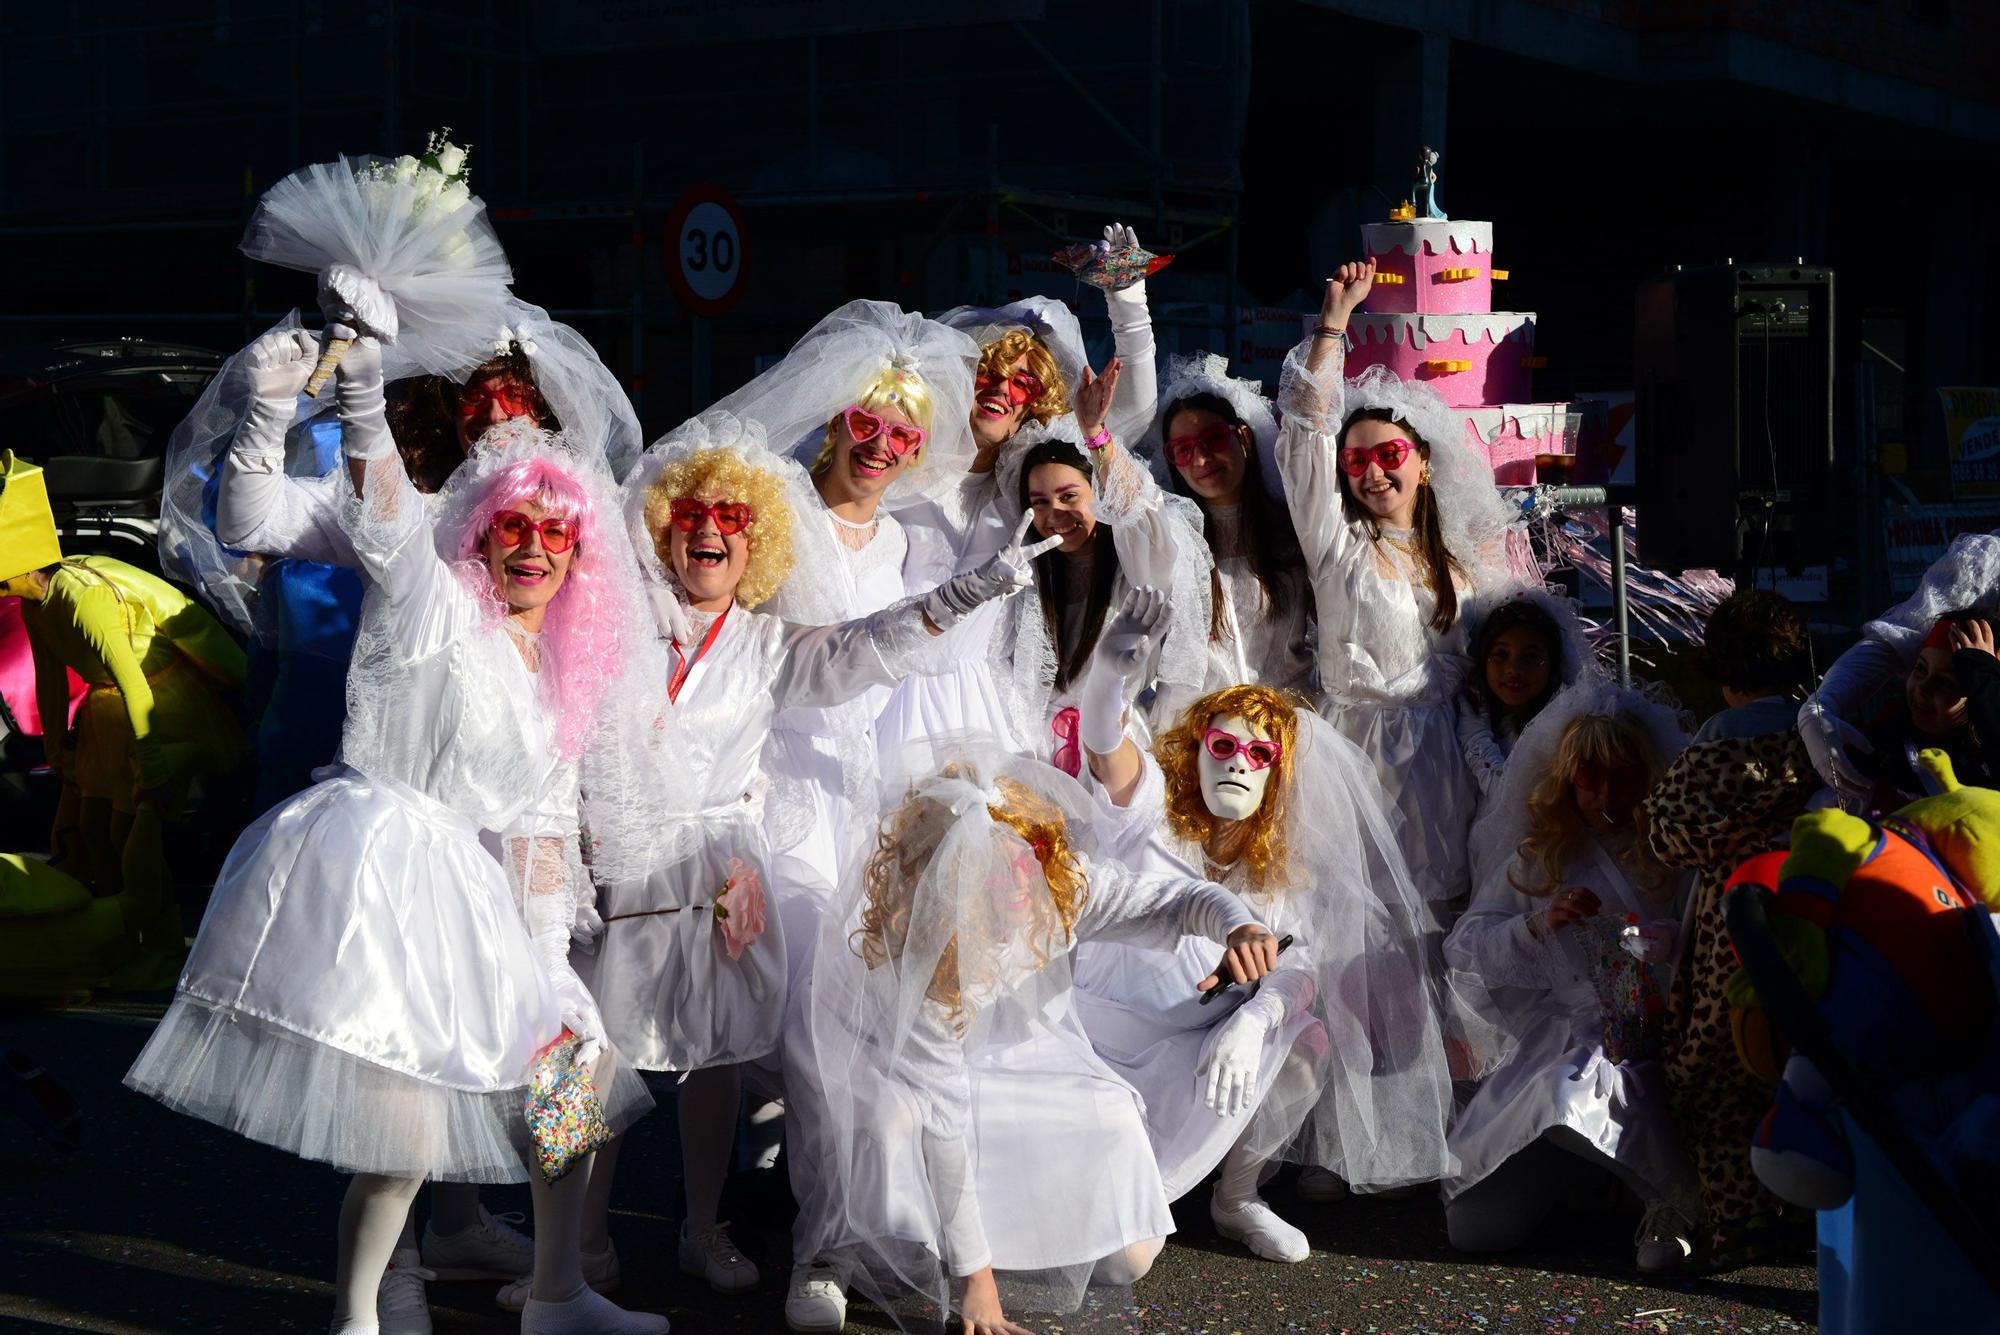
top-left (1089, 1235), bottom-right (1166, 1286)
top-left (331, 1173), bottom-right (423, 1326)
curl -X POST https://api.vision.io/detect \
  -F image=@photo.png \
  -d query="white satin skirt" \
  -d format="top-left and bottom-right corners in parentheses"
top-left (125, 768), bottom-right (650, 1183)
top-left (1444, 1008), bottom-right (1699, 1210)
top-left (582, 815), bottom-right (787, 1072)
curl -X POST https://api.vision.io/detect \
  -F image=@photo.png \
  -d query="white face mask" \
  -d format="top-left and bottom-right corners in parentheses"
top-left (1197, 712), bottom-right (1275, 822)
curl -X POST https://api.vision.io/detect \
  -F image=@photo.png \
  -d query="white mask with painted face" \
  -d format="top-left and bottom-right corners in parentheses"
top-left (1197, 711), bottom-right (1276, 822)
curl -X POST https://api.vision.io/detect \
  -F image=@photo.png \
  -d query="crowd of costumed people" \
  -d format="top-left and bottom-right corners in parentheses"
top-left (2, 134), bottom-right (1995, 1335)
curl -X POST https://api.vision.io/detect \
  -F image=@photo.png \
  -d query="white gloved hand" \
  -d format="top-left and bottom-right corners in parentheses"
top-left (921, 511), bottom-right (1062, 631)
top-left (1079, 585), bottom-right (1167, 755)
top-left (242, 328), bottom-right (320, 413)
top-left (1619, 918), bottom-right (1680, 965)
top-left (1102, 221), bottom-right (1149, 299)
top-left (525, 889), bottom-right (605, 1067)
top-left (328, 323), bottom-right (392, 462)
top-left (1799, 698), bottom-right (1876, 812)
top-left (570, 892), bottom-right (606, 954)
top-left (1197, 1002), bottom-right (1273, 1118)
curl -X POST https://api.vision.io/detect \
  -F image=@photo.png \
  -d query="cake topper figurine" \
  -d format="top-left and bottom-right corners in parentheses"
top-left (1415, 146), bottom-right (1447, 220)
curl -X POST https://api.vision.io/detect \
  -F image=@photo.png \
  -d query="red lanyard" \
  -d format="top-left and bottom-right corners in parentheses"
top-left (668, 604), bottom-right (730, 703)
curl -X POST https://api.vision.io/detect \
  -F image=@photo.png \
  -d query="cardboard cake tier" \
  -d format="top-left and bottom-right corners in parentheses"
top-left (1360, 219), bottom-right (1500, 316)
top-left (1346, 311), bottom-right (1537, 408)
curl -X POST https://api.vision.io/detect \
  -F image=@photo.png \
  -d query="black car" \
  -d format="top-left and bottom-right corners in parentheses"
top-left (0, 336), bottom-right (224, 572)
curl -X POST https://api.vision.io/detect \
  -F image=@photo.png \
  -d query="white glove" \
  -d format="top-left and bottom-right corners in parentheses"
top-left (1620, 918), bottom-right (1681, 965)
top-left (570, 892), bottom-right (606, 955)
top-left (327, 323), bottom-right (393, 462)
top-left (1079, 585), bottom-right (1166, 755)
top-left (1799, 698), bottom-right (1876, 812)
top-left (1197, 1002), bottom-right (1273, 1118)
top-left (524, 890), bottom-right (605, 1067)
top-left (1101, 222), bottom-right (1149, 299)
top-left (242, 328), bottom-right (319, 417)
top-left (921, 511), bottom-right (1061, 631)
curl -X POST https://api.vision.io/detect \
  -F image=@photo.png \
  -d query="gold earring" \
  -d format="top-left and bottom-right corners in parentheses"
top-left (1421, 464), bottom-right (1433, 486)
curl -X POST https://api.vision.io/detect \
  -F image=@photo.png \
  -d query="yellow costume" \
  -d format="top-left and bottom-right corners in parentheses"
top-left (23, 556), bottom-right (246, 810)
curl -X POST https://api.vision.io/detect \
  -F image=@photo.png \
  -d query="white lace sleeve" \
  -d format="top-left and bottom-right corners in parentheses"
top-left (1275, 413), bottom-right (1360, 578)
top-left (1074, 854), bottom-right (1258, 950)
top-left (339, 423), bottom-right (478, 664)
top-left (1277, 334), bottom-right (1347, 436)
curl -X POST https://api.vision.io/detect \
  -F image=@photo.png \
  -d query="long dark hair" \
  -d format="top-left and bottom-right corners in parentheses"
top-left (1470, 597), bottom-right (1563, 726)
top-left (384, 343), bottom-right (560, 495)
top-left (1017, 438), bottom-right (1120, 690)
top-left (1160, 391), bottom-right (1303, 640)
top-left (1338, 406), bottom-right (1464, 633)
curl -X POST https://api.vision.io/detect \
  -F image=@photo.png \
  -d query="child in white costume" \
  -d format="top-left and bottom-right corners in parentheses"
top-left (126, 333), bottom-right (664, 1335)
top-left (801, 740), bottom-right (1285, 1333)
top-left (1070, 596), bottom-right (1454, 1261)
top-left (1442, 686), bottom-right (1701, 1273)
top-left (569, 415), bottom-right (1058, 1300)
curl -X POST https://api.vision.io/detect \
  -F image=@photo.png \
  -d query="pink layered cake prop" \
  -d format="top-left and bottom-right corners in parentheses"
top-left (1352, 191), bottom-right (1580, 485)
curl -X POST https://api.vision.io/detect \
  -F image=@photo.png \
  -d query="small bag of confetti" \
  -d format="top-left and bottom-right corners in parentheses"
top-left (524, 1028), bottom-right (612, 1184)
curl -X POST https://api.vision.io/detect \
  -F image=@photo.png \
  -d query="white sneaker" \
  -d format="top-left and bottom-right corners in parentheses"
top-left (1294, 1166), bottom-right (1348, 1204)
top-left (1634, 1199), bottom-right (1698, 1274)
top-left (679, 1221), bottom-right (760, 1294)
top-left (520, 1284), bottom-right (669, 1334)
top-left (422, 1205), bottom-right (534, 1281)
top-left (784, 1263), bottom-right (848, 1332)
top-left (1210, 1195), bottom-right (1311, 1264)
top-left (494, 1241), bottom-right (622, 1311)
top-left (376, 1250), bottom-right (436, 1334)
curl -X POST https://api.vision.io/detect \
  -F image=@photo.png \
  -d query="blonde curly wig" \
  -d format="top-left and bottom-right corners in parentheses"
top-left (1155, 684), bottom-right (1305, 894)
top-left (977, 330), bottom-right (1070, 427)
top-left (853, 773), bottom-right (1088, 1032)
top-left (809, 364), bottom-right (936, 476)
top-left (642, 447), bottom-right (795, 609)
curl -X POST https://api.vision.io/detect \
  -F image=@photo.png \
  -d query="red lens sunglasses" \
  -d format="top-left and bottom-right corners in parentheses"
top-left (1337, 437), bottom-right (1416, 477)
top-left (975, 369), bottom-right (1045, 407)
top-left (488, 509), bottom-right (579, 555)
top-left (669, 498), bottom-right (756, 536)
top-left (1166, 421), bottom-right (1241, 470)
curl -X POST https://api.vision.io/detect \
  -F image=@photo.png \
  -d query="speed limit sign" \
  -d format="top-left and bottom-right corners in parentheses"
top-left (665, 184), bottom-right (747, 317)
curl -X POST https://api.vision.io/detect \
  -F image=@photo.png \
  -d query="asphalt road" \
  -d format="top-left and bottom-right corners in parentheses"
top-left (2, 999), bottom-right (1818, 1335)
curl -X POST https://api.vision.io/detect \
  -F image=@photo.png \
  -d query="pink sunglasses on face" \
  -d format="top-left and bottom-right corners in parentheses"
top-left (1166, 421), bottom-right (1241, 470)
top-left (1337, 437), bottom-right (1415, 477)
top-left (842, 405), bottom-right (927, 456)
top-left (1203, 726), bottom-right (1283, 770)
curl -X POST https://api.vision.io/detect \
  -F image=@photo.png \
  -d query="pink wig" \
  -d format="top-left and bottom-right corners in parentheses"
top-left (449, 454), bottom-right (621, 760)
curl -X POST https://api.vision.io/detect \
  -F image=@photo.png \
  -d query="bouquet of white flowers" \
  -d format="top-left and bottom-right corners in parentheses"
top-left (240, 129), bottom-right (512, 393)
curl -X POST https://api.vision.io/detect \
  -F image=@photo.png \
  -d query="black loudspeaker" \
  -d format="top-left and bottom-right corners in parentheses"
top-left (1634, 264), bottom-right (1836, 575)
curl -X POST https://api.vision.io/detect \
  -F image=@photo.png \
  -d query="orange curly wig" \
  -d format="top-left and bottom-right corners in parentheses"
top-left (1154, 684), bottom-right (1306, 894)
top-left (853, 772), bottom-right (1087, 1031)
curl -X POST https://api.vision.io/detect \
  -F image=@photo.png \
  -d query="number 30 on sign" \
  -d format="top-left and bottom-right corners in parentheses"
top-left (665, 184), bottom-right (747, 317)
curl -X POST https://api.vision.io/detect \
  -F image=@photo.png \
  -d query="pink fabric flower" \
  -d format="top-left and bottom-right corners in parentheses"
top-left (714, 856), bottom-right (767, 961)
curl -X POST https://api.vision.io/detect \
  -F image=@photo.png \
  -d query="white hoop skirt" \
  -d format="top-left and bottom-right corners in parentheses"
top-left (126, 769), bottom-right (652, 1183)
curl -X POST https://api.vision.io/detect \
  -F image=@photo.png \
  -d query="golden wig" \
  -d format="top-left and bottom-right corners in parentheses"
top-left (642, 447), bottom-right (795, 609)
top-left (977, 330), bottom-right (1070, 427)
top-left (810, 364), bottom-right (936, 476)
top-left (853, 773), bottom-right (1088, 1032)
top-left (1154, 684), bottom-right (1306, 894)
top-left (1510, 712), bottom-right (1673, 901)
